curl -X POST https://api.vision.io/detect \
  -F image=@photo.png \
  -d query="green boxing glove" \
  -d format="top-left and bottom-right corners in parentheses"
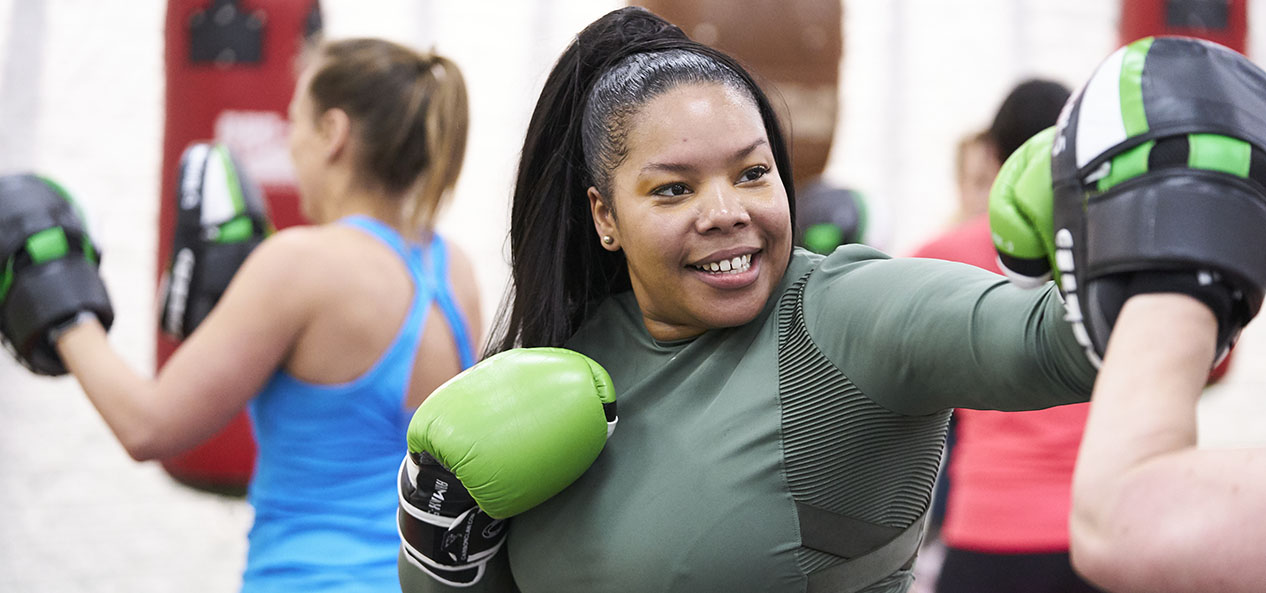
top-left (988, 126), bottom-right (1060, 290)
top-left (397, 347), bottom-right (618, 587)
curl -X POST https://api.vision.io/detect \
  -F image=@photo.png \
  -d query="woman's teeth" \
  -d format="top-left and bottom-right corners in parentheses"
top-left (693, 254), bottom-right (752, 274)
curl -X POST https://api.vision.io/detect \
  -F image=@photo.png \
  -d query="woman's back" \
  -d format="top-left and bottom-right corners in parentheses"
top-left (278, 222), bottom-right (480, 404)
top-left (245, 218), bottom-right (479, 592)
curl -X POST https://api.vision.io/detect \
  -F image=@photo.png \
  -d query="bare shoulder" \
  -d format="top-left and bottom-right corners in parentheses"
top-left (243, 226), bottom-right (326, 270)
top-left (240, 225), bottom-right (359, 288)
top-left (202, 227), bottom-right (335, 330)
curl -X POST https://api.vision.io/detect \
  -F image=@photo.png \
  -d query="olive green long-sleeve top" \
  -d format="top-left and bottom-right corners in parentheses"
top-left (401, 246), bottom-right (1096, 593)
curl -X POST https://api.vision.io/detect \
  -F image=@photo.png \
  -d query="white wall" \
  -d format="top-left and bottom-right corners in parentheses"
top-left (833, 0), bottom-right (1120, 253)
top-left (2, 2), bottom-right (1264, 592)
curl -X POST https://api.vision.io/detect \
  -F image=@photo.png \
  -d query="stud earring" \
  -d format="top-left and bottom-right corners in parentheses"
top-left (602, 235), bottom-right (614, 245)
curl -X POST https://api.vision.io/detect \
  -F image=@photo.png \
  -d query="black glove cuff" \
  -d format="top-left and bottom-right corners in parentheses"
top-left (396, 454), bottom-right (507, 585)
top-left (404, 451), bottom-right (478, 516)
top-left (400, 540), bottom-right (486, 587)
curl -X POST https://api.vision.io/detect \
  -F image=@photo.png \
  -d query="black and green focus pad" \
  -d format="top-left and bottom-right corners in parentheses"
top-left (1050, 36), bottom-right (1266, 362)
top-left (158, 142), bottom-right (272, 340)
top-left (0, 174), bottom-right (113, 376)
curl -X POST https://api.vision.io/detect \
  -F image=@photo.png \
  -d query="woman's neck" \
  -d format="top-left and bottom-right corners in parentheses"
top-left (319, 186), bottom-right (421, 239)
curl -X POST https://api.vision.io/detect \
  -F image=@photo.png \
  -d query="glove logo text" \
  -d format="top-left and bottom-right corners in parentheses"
top-left (428, 478), bottom-right (448, 514)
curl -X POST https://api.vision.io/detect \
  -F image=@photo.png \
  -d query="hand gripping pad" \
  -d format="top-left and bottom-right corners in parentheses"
top-left (0, 174), bottom-right (113, 375)
top-left (158, 142), bottom-right (271, 339)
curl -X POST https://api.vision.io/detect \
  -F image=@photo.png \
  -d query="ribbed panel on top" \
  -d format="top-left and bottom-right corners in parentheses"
top-left (777, 272), bottom-right (951, 576)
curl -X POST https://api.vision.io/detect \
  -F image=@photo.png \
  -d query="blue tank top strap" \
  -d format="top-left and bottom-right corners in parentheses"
top-left (339, 214), bottom-right (433, 305)
top-left (424, 235), bottom-right (477, 370)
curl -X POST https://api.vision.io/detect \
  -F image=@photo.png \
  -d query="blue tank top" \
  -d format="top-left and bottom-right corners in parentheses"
top-left (243, 216), bottom-right (475, 592)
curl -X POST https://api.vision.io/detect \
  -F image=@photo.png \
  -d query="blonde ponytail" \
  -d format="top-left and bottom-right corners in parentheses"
top-left (305, 38), bottom-right (469, 235)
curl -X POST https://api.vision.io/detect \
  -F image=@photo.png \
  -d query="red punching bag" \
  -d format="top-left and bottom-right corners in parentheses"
top-left (158, 0), bottom-right (321, 495)
top-left (1119, 0), bottom-right (1247, 52)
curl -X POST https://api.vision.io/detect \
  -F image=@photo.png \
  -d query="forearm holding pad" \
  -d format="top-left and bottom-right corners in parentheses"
top-left (1040, 36), bottom-right (1266, 364)
top-left (0, 174), bottom-right (113, 376)
top-left (158, 142), bottom-right (271, 340)
top-left (397, 452), bottom-right (507, 587)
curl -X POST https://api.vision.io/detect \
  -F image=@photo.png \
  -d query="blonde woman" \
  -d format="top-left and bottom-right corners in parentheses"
top-left (49, 38), bottom-right (479, 592)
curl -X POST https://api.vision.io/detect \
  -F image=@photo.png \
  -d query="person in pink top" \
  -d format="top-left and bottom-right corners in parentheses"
top-left (910, 79), bottom-right (1107, 593)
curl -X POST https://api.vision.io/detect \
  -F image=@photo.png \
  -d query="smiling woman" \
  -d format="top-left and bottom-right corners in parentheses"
top-left (588, 80), bottom-right (792, 340)
top-left (485, 18), bottom-right (799, 353)
top-left (399, 6), bottom-right (1100, 593)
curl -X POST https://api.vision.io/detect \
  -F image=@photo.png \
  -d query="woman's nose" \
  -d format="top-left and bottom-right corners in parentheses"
top-left (696, 184), bottom-right (751, 233)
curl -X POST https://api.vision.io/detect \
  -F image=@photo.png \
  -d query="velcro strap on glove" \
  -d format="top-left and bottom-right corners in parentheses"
top-left (397, 452), bottom-right (507, 587)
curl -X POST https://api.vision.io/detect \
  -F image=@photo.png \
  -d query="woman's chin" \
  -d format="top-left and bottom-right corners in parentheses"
top-left (698, 291), bottom-right (772, 329)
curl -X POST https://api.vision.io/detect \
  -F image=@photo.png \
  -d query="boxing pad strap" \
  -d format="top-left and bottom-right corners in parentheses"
top-left (1083, 169), bottom-right (1266, 294)
top-left (160, 238), bottom-right (263, 339)
top-left (1053, 169), bottom-right (1265, 363)
top-left (1128, 270), bottom-right (1245, 353)
top-left (1077, 269), bottom-right (1246, 367)
top-left (397, 454), bottom-right (507, 586)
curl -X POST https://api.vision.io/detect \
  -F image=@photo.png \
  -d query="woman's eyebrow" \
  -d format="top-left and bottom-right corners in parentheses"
top-left (639, 138), bottom-right (769, 175)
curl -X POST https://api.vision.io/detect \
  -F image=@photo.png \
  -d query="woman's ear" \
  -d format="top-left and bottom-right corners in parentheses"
top-left (318, 108), bottom-right (352, 161)
top-left (588, 186), bottom-right (620, 251)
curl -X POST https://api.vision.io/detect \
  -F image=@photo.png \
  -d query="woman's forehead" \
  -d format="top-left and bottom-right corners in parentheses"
top-left (623, 83), bottom-right (768, 162)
